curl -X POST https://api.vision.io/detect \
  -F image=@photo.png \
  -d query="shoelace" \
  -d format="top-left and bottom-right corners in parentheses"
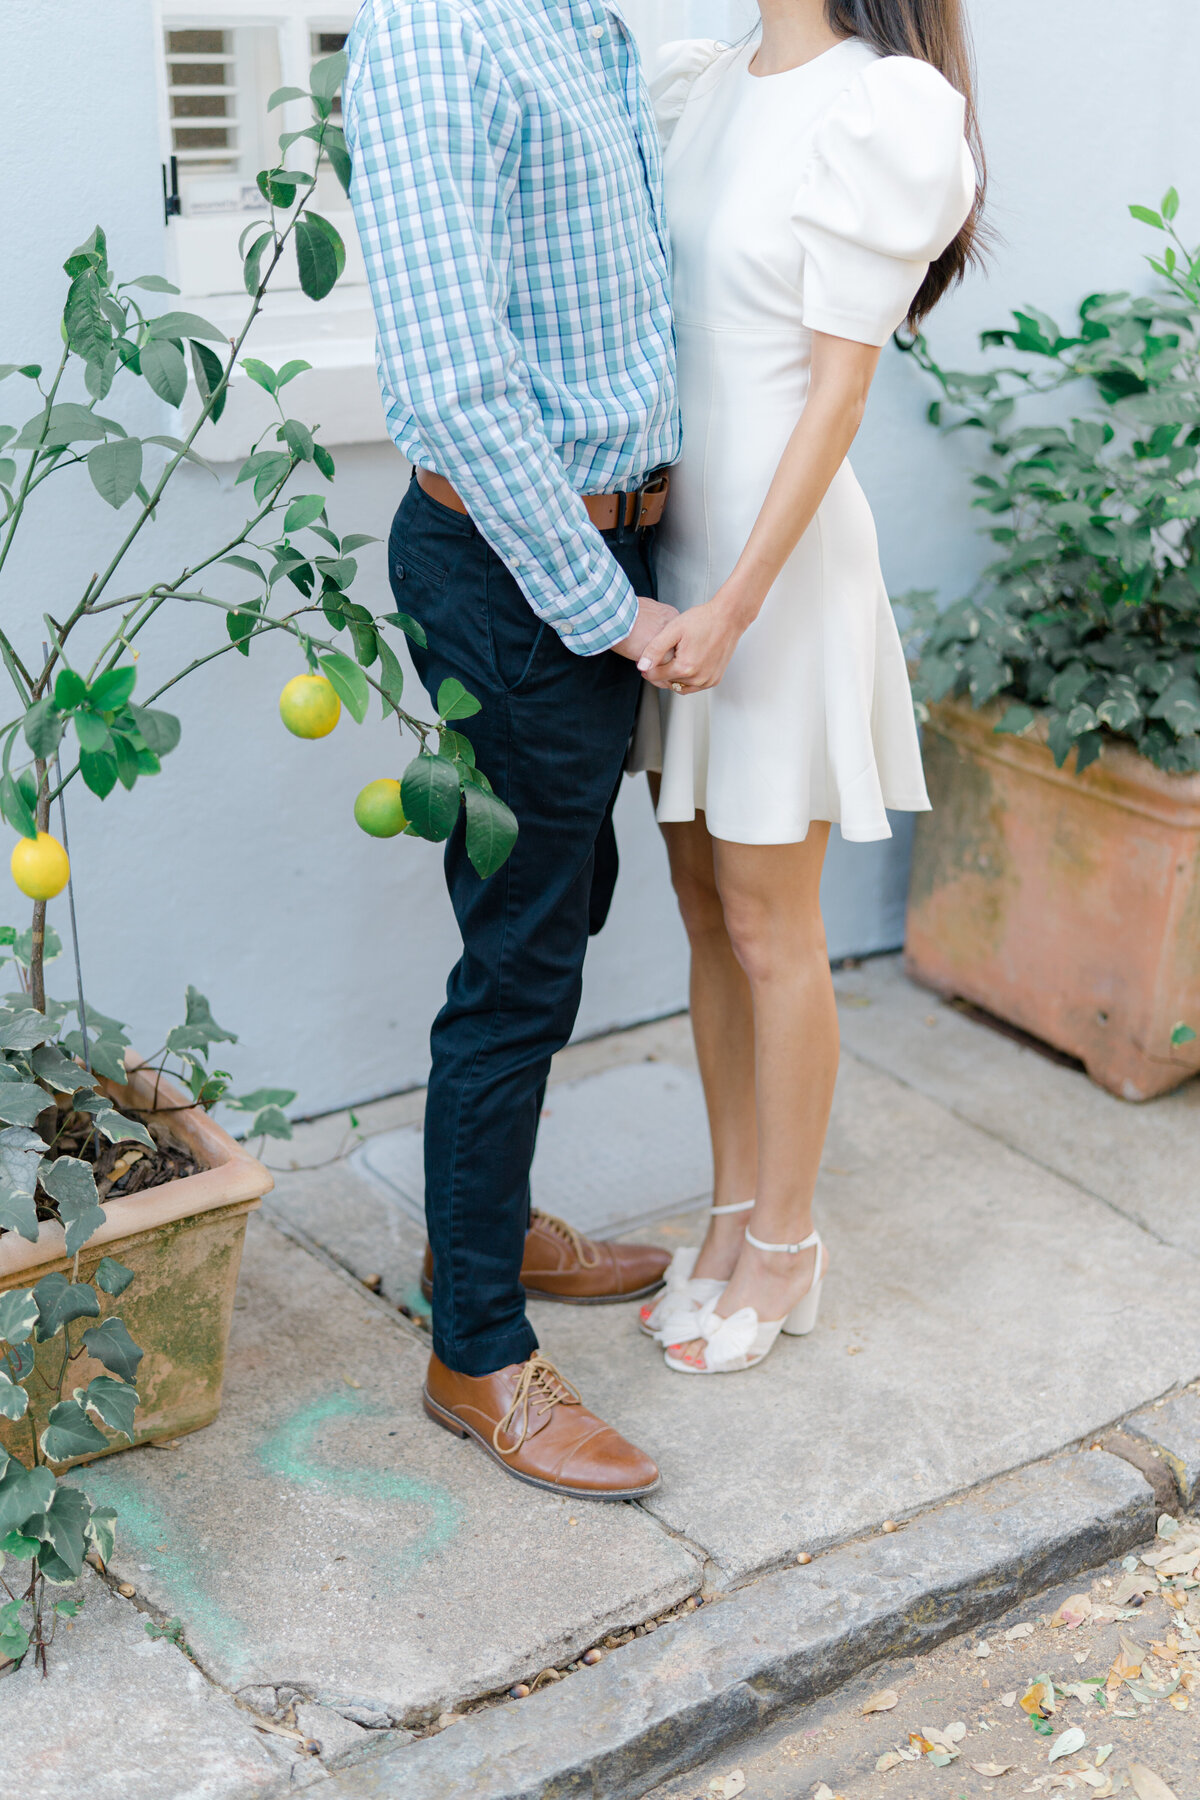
top-left (530, 1207), bottom-right (600, 1269)
top-left (492, 1353), bottom-right (581, 1455)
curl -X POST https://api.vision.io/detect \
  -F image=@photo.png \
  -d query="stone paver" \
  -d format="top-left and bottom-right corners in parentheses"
top-left (834, 954), bottom-right (1200, 1254)
top-left (0, 1570), bottom-right (288, 1800)
top-left (78, 1217), bottom-right (701, 1723)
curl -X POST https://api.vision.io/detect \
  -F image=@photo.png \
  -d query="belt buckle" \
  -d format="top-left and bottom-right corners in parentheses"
top-left (631, 470), bottom-right (667, 532)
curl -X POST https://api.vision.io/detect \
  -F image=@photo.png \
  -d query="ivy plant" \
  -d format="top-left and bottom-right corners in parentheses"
top-left (897, 188), bottom-right (1200, 774)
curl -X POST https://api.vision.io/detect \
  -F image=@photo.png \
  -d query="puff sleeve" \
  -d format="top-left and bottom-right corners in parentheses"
top-left (650, 38), bottom-right (729, 147)
top-left (792, 56), bottom-right (976, 346)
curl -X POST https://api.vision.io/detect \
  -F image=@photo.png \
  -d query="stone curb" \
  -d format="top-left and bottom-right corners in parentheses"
top-left (1123, 1388), bottom-right (1200, 1510)
top-left (318, 1449), bottom-right (1153, 1800)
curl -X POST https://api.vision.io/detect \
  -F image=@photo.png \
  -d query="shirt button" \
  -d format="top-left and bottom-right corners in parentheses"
top-left (589, 23), bottom-right (603, 37)
top-left (561, 622), bottom-right (575, 634)
top-left (510, 558), bottom-right (521, 569)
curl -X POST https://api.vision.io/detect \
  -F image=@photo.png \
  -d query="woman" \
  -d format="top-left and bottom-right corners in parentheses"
top-left (630, 0), bottom-right (984, 1374)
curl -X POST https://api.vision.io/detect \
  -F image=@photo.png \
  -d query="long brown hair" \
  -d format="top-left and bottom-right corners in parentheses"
top-left (826, 0), bottom-right (987, 325)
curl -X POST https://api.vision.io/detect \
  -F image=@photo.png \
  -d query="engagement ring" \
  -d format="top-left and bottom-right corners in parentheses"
top-left (670, 680), bottom-right (684, 694)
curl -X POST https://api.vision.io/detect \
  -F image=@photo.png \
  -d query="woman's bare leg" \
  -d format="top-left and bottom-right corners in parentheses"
top-left (650, 777), bottom-right (757, 1280)
top-left (669, 825), bottom-right (837, 1366)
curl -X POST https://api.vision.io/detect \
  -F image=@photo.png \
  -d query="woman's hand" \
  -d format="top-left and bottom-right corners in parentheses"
top-left (636, 591), bottom-right (749, 692)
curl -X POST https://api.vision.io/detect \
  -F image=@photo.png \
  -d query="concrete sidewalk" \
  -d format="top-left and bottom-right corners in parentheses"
top-left (3, 956), bottom-right (1198, 1798)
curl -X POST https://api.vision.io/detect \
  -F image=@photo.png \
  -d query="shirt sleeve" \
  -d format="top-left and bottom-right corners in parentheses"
top-left (344, 0), bottom-right (638, 655)
top-left (792, 56), bottom-right (977, 347)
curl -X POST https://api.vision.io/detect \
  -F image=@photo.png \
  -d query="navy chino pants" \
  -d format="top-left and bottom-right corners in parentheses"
top-left (389, 475), bottom-right (654, 1376)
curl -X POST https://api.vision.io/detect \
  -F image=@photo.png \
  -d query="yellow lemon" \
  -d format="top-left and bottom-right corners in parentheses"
top-left (11, 831), bottom-right (70, 901)
top-left (353, 778), bottom-right (408, 838)
top-left (279, 673), bottom-right (340, 739)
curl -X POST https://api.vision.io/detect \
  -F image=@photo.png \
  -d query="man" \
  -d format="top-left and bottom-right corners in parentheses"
top-left (345, 0), bottom-right (679, 1498)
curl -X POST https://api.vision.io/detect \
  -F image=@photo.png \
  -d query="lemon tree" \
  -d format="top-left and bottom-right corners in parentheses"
top-left (0, 50), bottom-right (516, 1674)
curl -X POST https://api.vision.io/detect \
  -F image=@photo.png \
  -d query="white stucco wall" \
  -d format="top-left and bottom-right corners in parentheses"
top-left (0, 0), bottom-right (1193, 1114)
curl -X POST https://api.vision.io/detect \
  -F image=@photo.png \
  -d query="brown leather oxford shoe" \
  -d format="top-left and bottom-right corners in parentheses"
top-left (420, 1209), bottom-right (670, 1306)
top-left (423, 1350), bottom-right (660, 1499)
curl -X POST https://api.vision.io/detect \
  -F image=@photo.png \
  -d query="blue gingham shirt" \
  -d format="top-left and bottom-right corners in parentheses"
top-left (344, 0), bottom-right (680, 654)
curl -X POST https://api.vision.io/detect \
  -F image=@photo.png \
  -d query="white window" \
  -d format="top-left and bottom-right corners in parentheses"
top-left (157, 6), bottom-right (364, 298)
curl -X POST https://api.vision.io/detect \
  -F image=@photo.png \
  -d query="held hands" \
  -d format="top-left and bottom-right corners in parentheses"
top-left (612, 596), bottom-right (680, 663)
top-left (635, 589), bottom-right (750, 693)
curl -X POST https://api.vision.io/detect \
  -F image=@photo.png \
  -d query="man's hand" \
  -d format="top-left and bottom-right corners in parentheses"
top-left (636, 594), bottom-right (746, 692)
top-left (611, 597), bottom-right (679, 663)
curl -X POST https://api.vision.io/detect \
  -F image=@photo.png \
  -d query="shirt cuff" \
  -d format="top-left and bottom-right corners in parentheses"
top-left (542, 558), bottom-right (640, 658)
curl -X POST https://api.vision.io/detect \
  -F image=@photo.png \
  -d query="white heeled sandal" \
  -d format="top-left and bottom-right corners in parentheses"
top-left (662, 1226), bottom-right (825, 1375)
top-left (638, 1200), bottom-right (755, 1342)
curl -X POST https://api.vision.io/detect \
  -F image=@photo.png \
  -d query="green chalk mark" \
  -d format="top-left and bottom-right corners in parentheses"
top-left (257, 1391), bottom-right (461, 1578)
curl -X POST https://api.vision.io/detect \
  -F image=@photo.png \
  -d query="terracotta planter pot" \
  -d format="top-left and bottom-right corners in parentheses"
top-left (0, 1060), bottom-right (272, 1469)
top-left (905, 696), bottom-right (1200, 1101)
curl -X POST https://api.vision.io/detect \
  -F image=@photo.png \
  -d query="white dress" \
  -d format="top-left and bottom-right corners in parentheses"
top-left (629, 36), bottom-right (977, 844)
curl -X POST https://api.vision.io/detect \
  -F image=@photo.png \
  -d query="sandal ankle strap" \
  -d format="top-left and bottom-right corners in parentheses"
top-left (744, 1226), bottom-right (819, 1255)
top-left (710, 1199), bottom-right (755, 1216)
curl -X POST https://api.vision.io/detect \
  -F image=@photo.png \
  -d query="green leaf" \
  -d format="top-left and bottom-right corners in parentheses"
top-left (0, 1185), bottom-right (38, 1243)
top-left (312, 443), bottom-right (335, 480)
top-left (94, 1256), bottom-right (134, 1297)
top-left (87, 437), bottom-right (142, 509)
top-left (318, 650), bottom-right (369, 723)
top-left (41, 1156), bottom-right (105, 1256)
top-left (126, 704), bottom-right (181, 756)
top-left (226, 599), bottom-right (262, 655)
top-left (0, 1009), bottom-right (51, 1050)
top-left (1171, 1021), bottom-right (1197, 1047)
top-left (29, 1045), bottom-right (90, 1094)
top-left (0, 1596), bottom-right (29, 1663)
top-left (436, 677), bottom-right (482, 722)
top-left (463, 783), bottom-right (518, 878)
top-left (225, 1086), bottom-right (296, 1113)
top-left (257, 168), bottom-right (298, 208)
top-left (382, 610), bottom-right (427, 649)
top-left (84, 1503), bottom-right (117, 1565)
top-left (82, 1317), bottom-right (143, 1384)
top-left (89, 1108), bottom-right (154, 1151)
top-left (0, 1370), bottom-right (27, 1421)
top-left (283, 492), bottom-right (326, 533)
top-left (0, 1463), bottom-right (54, 1538)
top-left (75, 709), bottom-right (112, 754)
top-left (243, 230), bottom-right (274, 296)
top-left (190, 339), bottom-right (228, 425)
top-left (375, 637), bottom-right (405, 716)
top-left (235, 449), bottom-right (291, 501)
top-left (139, 337), bottom-right (188, 407)
top-left (401, 753), bottom-right (462, 842)
top-left (34, 1273), bottom-right (100, 1341)
top-left (40, 1399), bottom-right (109, 1465)
top-left (0, 1288), bottom-right (38, 1345)
top-left (183, 986), bottom-right (237, 1047)
top-left (1129, 205), bottom-right (1164, 229)
top-left (276, 359), bottom-right (311, 389)
top-left (81, 1374), bottom-right (137, 1439)
top-left (23, 695), bottom-right (65, 759)
top-left (0, 1124), bottom-right (47, 1194)
top-left (304, 211), bottom-right (346, 279)
top-left (241, 356), bottom-right (279, 395)
top-left (124, 274), bottom-right (180, 294)
top-left (63, 271), bottom-right (112, 366)
top-left (13, 401), bottom-right (115, 449)
top-left (322, 123), bottom-right (352, 194)
top-left (0, 773), bottom-right (36, 840)
top-left (246, 1104), bottom-right (292, 1141)
top-left (222, 553), bottom-right (264, 580)
top-left (0, 1530), bottom-right (40, 1560)
top-left (0, 1083), bottom-right (51, 1128)
top-left (1161, 186), bottom-right (1180, 222)
top-left (282, 419), bottom-right (313, 460)
top-left (79, 748), bottom-right (118, 798)
top-left (310, 49), bottom-right (348, 100)
top-left (145, 310), bottom-right (224, 344)
top-left (267, 84), bottom-right (310, 110)
top-left (294, 218), bottom-right (339, 301)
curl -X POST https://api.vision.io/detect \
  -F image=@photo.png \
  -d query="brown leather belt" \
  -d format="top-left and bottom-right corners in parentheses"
top-left (416, 466), bottom-right (669, 533)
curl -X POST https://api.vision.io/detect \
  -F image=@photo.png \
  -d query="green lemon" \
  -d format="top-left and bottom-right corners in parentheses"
top-left (279, 673), bottom-right (341, 739)
top-left (354, 778), bottom-right (409, 838)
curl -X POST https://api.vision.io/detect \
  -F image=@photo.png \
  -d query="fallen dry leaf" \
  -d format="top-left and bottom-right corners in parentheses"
top-left (707, 1773), bottom-right (745, 1800)
top-left (972, 1762), bottom-right (1015, 1777)
top-left (1020, 1678), bottom-right (1056, 1717)
top-left (1073, 1773), bottom-right (1109, 1793)
top-left (1006, 1621), bottom-right (1035, 1640)
top-left (973, 1641), bottom-right (993, 1657)
top-left (1051, 1594), bottom-right (1093, 1629)
top-left (862, 1688), bottom-right (899, 1714)
top-left (944, 1722), bottom-right (967, 1742)
top-left (1114, 1573), bottom-right (1160, 1605)
top-left (876, 1751), bottom-right (906, 1773)
top-left (1000, 1690), bottom-right (1018, 1707)
top-left (1128, 1766), bottom-right (1180, 1800)
top-left (1048, 1727), bottom-right (1086, 1763)
top-left (813, 1786), bottom-right (835, 1800)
